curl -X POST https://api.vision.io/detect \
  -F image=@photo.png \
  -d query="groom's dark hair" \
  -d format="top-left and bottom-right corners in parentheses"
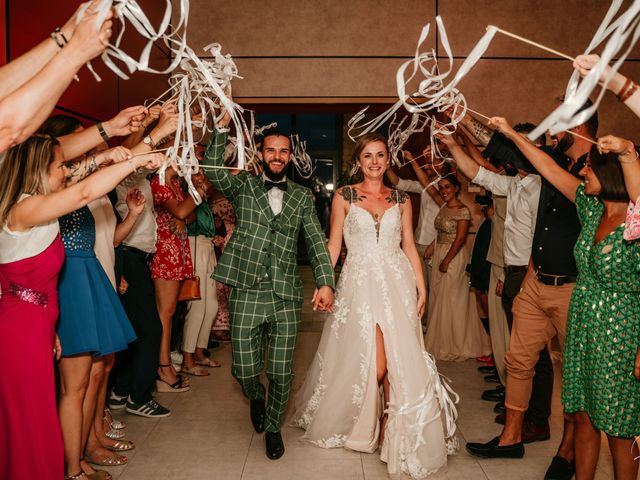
top-left (261, 129), bottom-right (291, 152)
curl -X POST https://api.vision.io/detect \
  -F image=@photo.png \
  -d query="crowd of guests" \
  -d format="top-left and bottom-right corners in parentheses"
top-left (387, 54), bottom-right (640, 480)
top-left (0, 4), bottom-right (638, 479)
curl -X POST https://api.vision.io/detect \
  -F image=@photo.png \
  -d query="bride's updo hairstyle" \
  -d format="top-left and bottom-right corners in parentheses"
top-left (353, 133), bottom-right (389, 162)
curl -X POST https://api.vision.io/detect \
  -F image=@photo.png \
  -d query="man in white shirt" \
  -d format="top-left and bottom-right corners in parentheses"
top-left (442, 126), bottom-right (554, 444)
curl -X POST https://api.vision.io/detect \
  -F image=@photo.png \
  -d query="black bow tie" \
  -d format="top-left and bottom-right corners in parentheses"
top-left (265, 180), bottom-right (287, 191)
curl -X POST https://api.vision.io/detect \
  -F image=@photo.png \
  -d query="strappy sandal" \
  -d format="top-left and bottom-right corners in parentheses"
top-left (65, 472), bottom-right (88, 480)
top-left (105, 440), bottom-right (135, 452)
top-left (182, 365), bottom-right (210, 376)
top-left (86, 470), bottom-right (113, 480)
top-left (104, 408), bottom-right (126, 429)
top-left (85, 450), bottom-right (128, 466)
top-left (156, 364), bottom-right (190, 393)
top-left (195, 358), bottom-right (222, 368)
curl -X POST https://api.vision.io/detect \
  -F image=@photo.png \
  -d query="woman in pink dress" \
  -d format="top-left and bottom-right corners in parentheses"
top-left (0, 135), bottom-right (163, 480)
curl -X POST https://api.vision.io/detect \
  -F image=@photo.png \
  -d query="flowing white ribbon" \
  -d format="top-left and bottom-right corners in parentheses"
top-left (349, 16), bottom-right (496, 168)
top-left (290, 134), bottom-right (315, 179)
top-left (530, 0), bottom-right (640, 139)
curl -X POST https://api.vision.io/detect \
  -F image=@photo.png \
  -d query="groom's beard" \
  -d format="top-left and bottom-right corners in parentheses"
top-left (263, 161), bottom-right (287, 182)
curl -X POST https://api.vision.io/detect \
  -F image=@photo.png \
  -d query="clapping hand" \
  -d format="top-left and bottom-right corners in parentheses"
top-left (125, 188), bottom-right (146, 216)
top-left (312, 285), bottom-right (334, 312)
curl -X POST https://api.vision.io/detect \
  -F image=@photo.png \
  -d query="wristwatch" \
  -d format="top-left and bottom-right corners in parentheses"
top-left (143, 134), bottom-right (156, 150)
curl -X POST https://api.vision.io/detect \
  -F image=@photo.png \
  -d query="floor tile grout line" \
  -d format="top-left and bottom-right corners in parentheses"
top-left (239, 431), bottom-right (254, 479)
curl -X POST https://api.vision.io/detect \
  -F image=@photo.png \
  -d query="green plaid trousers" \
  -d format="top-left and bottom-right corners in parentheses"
top-left (229, 285), bottom-right (302, 433)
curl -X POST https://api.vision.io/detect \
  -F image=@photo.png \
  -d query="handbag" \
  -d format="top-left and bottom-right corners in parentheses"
top-left (178, 236), bottom-right (201, 301)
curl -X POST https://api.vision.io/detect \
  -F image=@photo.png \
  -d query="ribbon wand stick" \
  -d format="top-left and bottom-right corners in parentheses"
top-left (489, 26), bottom-right (576, 62)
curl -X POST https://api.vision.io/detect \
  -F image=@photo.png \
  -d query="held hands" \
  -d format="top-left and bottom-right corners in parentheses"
top-left (312, 285), bottom-right (334, 312)
top-left (495, 280), bottom-right (504, 297)
top-left (125, 187), bottom-right (146, 216)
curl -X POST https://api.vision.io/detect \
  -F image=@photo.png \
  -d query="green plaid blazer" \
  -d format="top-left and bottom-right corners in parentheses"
top-left (203, 134), bottom-right (335, 302)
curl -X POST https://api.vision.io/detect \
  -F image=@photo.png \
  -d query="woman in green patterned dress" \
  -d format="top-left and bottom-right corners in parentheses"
top-left (490, 117), bottom-right (639, 480)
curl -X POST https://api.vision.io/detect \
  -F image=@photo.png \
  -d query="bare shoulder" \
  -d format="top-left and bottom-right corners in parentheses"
top-left (336, 184), bottom-right (365, 204)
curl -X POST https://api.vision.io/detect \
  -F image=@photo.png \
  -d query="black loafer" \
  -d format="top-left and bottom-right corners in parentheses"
top-left (544, 455), bottom-right (575, 480)
top-left (466, 437), bottom-right (524, 459)
top-left (250, 398), bottom-right (266, 433)
top-left (478, 365), bottom-right (497, 374)
top-left (484, 374), bottom-right (501, 383)
top-left (494, 401), bottom-right (506, 414)
top-left (482, 388), bottom-right (505, 402)
top-left (265, 431), bottom-right (285, 460)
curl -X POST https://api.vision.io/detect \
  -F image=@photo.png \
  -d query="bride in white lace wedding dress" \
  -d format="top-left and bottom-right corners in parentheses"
top-left (291, 134), bottom-right (458, 479)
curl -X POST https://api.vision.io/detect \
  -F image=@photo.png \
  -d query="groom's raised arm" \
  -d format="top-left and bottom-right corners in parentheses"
top-left (202, 131), bottom-right (244, 200)
top-left (300, 190), bottom-right (335, 290)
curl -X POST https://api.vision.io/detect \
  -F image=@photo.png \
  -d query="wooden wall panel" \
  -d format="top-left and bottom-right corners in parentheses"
top-left (187, 0), bottom-right (436, 57)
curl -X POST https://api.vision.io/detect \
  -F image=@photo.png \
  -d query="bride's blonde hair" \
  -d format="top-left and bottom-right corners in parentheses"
top-left (0, 135), bottom-right (59, 226)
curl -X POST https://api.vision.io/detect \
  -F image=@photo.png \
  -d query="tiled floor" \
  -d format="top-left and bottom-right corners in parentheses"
top-left (102, 268), bottom-right (620, 480)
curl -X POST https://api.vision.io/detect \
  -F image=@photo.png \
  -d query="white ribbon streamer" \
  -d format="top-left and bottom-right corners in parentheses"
top-left (530, 0), bottom-right (640, 139)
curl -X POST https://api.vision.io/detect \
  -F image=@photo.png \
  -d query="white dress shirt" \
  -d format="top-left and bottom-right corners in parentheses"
top-left (263, 174), bottom-right (286, 216)
top-left (473, 167), bottom-right (541, 267)
top-left (396, 178), bottom-right (441, 246)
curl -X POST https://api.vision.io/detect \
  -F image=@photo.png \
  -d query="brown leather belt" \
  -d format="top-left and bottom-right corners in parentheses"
top-left (535, 270), bottom-right (577, 286)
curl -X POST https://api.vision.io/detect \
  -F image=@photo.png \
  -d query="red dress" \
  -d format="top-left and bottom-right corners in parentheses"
top-left (150, 176), bottom-right (193, 281)
top-left (0, 235), bottom-right (65, 480)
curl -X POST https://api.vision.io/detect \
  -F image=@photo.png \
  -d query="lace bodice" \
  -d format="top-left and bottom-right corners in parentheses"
top-left (344, 204), bottom-right (402, 253)
top-left (434, 206), bottom-right (471, 244)
top-left (59, 206), bottom-right (95, 252)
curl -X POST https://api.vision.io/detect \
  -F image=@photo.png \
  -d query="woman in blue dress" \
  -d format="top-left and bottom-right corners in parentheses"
top-left (57, 204), bottom-right (137, 478)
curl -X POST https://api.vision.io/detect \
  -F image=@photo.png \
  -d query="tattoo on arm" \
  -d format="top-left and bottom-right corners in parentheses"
top-left (386, 189), bottom-right (408, 205)
top-left (462, 116), bottom-right (493, 147)
top-left (65, 155), bottom-right (98, 184)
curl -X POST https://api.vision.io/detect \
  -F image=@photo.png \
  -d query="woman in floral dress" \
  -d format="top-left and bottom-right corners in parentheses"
top-left (491, 116), bottom-right (639, 480)
top-left (150, 168), bottom-right (204, 391)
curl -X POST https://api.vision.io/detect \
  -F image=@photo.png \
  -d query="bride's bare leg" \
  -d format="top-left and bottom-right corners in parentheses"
top-left (376, 325), bottom-right (389, 446)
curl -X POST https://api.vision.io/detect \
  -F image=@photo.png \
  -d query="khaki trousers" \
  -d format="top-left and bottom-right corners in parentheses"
top-left (488, 263), bottom-right (509, 384)
top-left (504, 269), bottom-right (574, 412)
top-left (183, 235), bottom-right (218, 353)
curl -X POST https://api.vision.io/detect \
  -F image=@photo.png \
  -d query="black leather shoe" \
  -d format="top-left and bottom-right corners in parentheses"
top-left (466, 437), bottom-right (524, 459)
top-left (494, 401), bottom-right (506, 414)
top-left (265, 431), bottom-right (285, 460)
top-left (478, 365), bottom-right (497, 374)
top-left (250, 398), bottom-right (266, 433)
top-left (544, 455), bottom-right (575, 480)
top-left (482, 388), bottom-right (505, 402)
top-left (484, 374), bottom-right (501, 383)
top-left (495, 413), bottom-right (506, 425)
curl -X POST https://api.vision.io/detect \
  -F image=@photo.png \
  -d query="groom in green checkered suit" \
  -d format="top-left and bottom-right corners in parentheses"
top-left (203, 128), bottom-right (335, 460)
